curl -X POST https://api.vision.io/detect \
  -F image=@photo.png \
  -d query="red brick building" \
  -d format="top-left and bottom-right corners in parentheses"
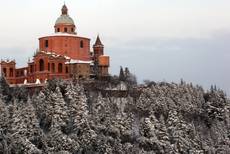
top-left (0, 4), bottom-right (110, 85)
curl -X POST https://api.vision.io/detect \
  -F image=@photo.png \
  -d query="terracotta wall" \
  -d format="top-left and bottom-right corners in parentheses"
top-left (93, 46), bottom-right (104, 60)
top-left (99, 56), bottom-right (110, 66)
top-left (0, 61), bottom-right (16, 84)
top-left (39, 36), bottom-right (90, 60)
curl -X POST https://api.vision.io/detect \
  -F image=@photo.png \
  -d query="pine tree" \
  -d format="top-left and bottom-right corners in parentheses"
top-left (33, 91), bottom-right (51, 132)
top-left (210, 85), bottom-right (214, 93)
top-left (46, 126), bottom-right (79, 153)
top-left (0, 76), bottom-right (11, 101)
top-left (11, 98), bottom-right (40, 138)
top-left (65, 83), bottom-right (88, 133)
top-left (124, 67), bottom-right (137, 85)
top-left (119, 66), bottom-right (125, 81)
top-left (49, 87), bottom-right (68, 130)
top-left (124, 67), bottom-right (130, 78)
top-left (9, 99), bottom-right (43, 154)
top-left (0, 99), bottom-right (8, 131)
top-left (0, 98), bottom-right (9, 153)
top-left (92, 92), bottom-right (110, 123)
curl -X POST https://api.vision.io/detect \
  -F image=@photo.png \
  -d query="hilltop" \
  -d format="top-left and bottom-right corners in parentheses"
top-left (0, 77), bottom-right (229, 154)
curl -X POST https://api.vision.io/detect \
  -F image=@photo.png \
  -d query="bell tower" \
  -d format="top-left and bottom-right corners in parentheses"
top-left (93, 35), bottom-right (104, 61)
top-left (93, 35), bottom-right (110, 77)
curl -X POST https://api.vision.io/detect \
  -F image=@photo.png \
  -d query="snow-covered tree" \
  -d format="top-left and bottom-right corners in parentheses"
top-left (119, 66), bottom-right (125, 81)
top-left (49, 87), bottom-right (68, 129)
top-left (0, 76), bottom-right (10, 101)
top-left (65, 83), bottom-right (88, 132)
top-left (0, 99), bottom-right (8, 131)
top-left (46, 127), bottom-right (79, 153)
top-left (8, 98), bottom-right (44, 153)
top-left (0, 78), bottom-right (229, 153)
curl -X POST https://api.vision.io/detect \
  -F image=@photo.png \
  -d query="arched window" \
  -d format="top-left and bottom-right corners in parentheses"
top-left (57, 28), bottom-right (60, 32)
top-left (80, 40), bottom-right (84, 48)
top-left (58, 63), bottom-right (63, 73)
top-left (30, 65), bottom-right (33, 73)
top-left (51, 63), bottom-right (55, 73)
top-left (9, 68), bottom-right (13, 77)
top-left (39, 59), bottom-right (45, 71)
top-left (71, 28), bottom-right (74, 32)
top-left (45, 40), bottom-right (49, 48)
top-left (64, 27), bottom-right (67, 32)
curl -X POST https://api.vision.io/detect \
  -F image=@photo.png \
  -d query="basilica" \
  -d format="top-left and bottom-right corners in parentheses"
top-left (0, 4), bottom-right (110, 85)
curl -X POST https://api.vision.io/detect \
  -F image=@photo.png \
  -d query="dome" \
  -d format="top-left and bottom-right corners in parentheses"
top-left (55, 4), bottom-right (75, 26)
top-left (55, 15), bottom-right (75, 25)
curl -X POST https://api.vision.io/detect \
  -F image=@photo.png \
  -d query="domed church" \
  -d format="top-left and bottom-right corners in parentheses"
top-left (0, 4), bottom-right (110, 85)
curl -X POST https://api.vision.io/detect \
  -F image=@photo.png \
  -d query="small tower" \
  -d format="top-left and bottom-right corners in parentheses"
top-left (0, 60), bottom-right (16, 84)
top-left (93, 35), bottom-right (104, 61)
top-left (93, 35), bottom-right (110, 77)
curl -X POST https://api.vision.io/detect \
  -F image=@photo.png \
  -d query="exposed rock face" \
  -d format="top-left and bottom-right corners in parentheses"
top-left (0, 78), bottom-right (229, 153)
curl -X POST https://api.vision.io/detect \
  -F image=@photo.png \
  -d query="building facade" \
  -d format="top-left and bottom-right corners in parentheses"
top-left (0, 4), bottom-right (110, 85)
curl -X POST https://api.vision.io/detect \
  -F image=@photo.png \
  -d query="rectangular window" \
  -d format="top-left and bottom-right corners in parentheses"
top-left (80, 40), bottom-right (84, 48)
top-left (52, 63), bottom-right (55, 73)
top-left (45, 40), bottom-right (49, 48)
top-left (30, 65), bottom-right (33, 73)
top-left (9, 68), bottom-right (13, 77)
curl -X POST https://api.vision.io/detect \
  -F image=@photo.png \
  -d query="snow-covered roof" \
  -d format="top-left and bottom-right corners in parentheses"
top-left (99, 55), bottom-right (109, 57)
top-left (36, 51), bottom-right (92, 64)
top-left (1, 59), bottom-right (15, 64)
top-left (65, 59), bottom-right (92, 64)
top-left (64, 56), bottom-right (71, 60)
top-left (39, 51), bottom-right (65, 59)
top-left (46, 33), bottom-right (77, 37)
top-left (40, 33), bottom-right (90, 40)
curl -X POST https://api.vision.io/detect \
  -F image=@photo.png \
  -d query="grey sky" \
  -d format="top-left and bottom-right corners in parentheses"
top-left (0, 0), bottom-right (229, 95)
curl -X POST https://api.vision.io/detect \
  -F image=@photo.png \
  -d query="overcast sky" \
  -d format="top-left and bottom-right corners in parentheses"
top-left (0, 0), bottom-right (229, 95)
